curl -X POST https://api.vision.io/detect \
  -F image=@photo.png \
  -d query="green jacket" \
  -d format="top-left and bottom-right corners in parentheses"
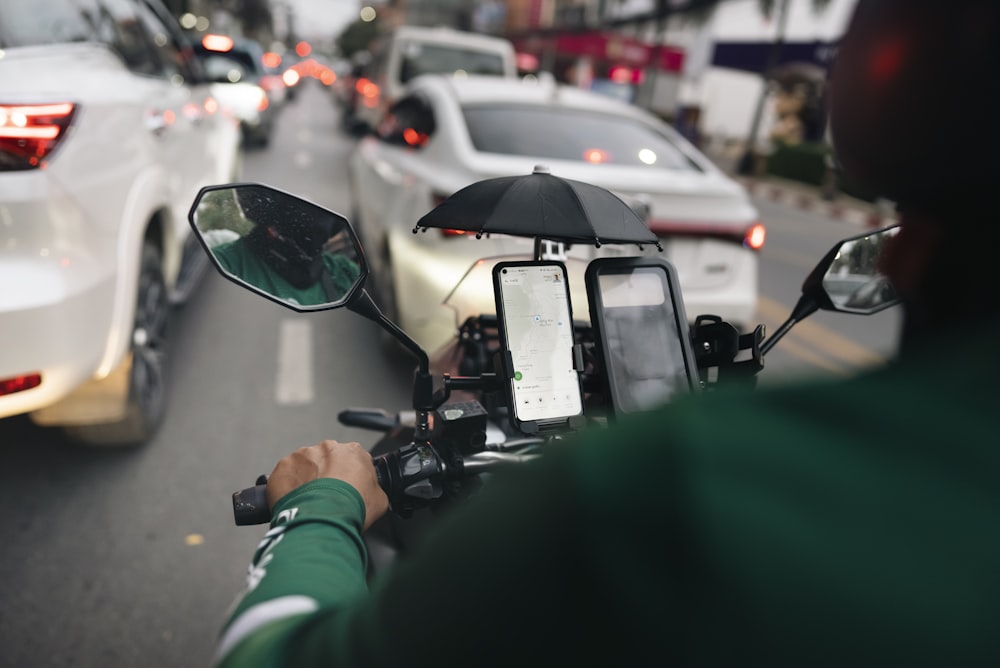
top-left (213, 238), bottom-right (360, 306)
top-left (215, 323), bottom-right (1000, 666)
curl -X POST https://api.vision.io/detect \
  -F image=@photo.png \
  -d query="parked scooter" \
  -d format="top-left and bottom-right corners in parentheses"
top-left (188, 181), bottom-right (900, 573)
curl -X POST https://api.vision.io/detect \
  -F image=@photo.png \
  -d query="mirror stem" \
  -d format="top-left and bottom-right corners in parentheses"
top-left (759, 296), bottom-right (819, 356)
top-left (348, 289), bottom-right (430, 374)
top-left (347, 289), bottom-right (434, 442)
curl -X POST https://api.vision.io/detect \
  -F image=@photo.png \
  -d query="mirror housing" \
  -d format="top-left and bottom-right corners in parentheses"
top-left (188, 183), bottom-right (368, 312)
top-left (760, 224), bottom-right (901, 355)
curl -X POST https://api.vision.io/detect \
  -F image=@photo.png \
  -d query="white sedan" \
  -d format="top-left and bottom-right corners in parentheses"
top-left (347, 74), bottom-right (763, 354)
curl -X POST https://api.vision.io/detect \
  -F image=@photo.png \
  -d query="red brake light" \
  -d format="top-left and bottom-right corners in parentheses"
top-left (584, 148), bottom-right (609, 164)
top-left (356, 78), bottom-right (379, 98)
top-left (403, 128), bottom-right (428, 147)
top-left (0, 102), bottom-right (77, 170)
top-left (202, 34), bottom-right (234, 52)
top-left (744, 222), bottom-right (767, 250)
top-left (260, 74), bottom-right (284, 91)
top-left (262, 51), bottom-right (282, 69)
top-left (0, 373), bottom-right (42, 396)
top-left (646, 219), bottom-right (767, 250)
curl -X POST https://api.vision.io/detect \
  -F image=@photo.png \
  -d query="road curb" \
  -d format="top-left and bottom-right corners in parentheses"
top-left (734, 176), bottom-right (898, 229)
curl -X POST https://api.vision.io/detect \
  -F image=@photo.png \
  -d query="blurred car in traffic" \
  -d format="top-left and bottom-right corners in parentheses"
top-left (0, 0), bottom-right (242, 446)
top-left (193, 34), bottom-right (284, 147)
top-left (348, 74), bottom-right (763, 353)
top-left (343, 25), bottom-right (518, 134)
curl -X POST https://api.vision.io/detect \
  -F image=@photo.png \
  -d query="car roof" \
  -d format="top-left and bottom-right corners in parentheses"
top-left (413, 73), bottom-right (654, 120)
top-left (391, 25), bottom-right (515, 50)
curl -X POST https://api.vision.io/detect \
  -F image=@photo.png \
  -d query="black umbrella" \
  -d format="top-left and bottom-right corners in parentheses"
top-left (413, 166), bottom-right (662, 252)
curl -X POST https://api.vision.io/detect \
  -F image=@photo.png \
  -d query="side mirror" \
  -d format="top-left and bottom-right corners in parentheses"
top-left (760, 224), bottom-right (901, 355)
top-left (188, 183), bottom-right (368, 312)
top-left (804, 224), bottom-right (901, 315)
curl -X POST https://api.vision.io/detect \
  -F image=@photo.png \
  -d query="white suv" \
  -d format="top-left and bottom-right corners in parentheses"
top-left (0, 0), bottom-right (242, 446)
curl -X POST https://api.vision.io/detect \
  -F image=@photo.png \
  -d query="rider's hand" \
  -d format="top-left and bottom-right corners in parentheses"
top-left (266, 440), bottom-right (389, 530)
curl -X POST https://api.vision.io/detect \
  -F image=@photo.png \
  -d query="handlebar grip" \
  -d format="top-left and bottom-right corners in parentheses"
top-left (338, 408), bottom-right (398, 432)
top-left (232, 459), bottom-right (392, 527)
top-left (233, 476), bottom-right (270, 526)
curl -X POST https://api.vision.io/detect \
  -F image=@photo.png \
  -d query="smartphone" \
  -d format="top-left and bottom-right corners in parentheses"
top-left (586, 257), bottom-right (698, 416)
top-left (493, 261), bottom-right (583, 431)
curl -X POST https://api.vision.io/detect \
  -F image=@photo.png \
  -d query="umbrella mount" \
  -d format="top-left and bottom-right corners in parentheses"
top-left (534, 238), bottom-right (568, 262)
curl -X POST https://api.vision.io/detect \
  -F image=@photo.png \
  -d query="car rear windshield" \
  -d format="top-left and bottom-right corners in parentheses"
top-left (399, 42), bottom-right (506, 83)
top-left (463, 106), bottom-right (701, 171)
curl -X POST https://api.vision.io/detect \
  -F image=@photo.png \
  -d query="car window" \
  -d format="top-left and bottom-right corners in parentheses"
top-left (194, 43), bottom-right (262, 79)
top-left (201, 53), bottom-right (255, 83)
top-left (0, 0), bottom-right (101, 46)
top-left (463, 106), bottom-right (702, 171)
top-left (94, 0), bottom-right (168, 76)
top-left (398, 42), bottom-right (506, 83)
top-left (132, 0), bottom-right (191, 81)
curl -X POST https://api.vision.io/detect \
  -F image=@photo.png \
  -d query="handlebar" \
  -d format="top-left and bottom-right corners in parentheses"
top-left (231, 448), bottom-right (539, 526)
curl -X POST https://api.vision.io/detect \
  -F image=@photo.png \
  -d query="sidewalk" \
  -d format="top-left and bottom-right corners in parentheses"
top-left (703, 142), bottom-right (899, 229)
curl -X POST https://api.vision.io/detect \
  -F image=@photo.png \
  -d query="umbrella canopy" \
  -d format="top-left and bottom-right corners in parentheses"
top-left (413, 166), bottom-right (662, 251)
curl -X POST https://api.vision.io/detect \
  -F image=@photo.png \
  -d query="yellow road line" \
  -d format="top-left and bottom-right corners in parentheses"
top-left (756, 296), bottom-right (888, 371)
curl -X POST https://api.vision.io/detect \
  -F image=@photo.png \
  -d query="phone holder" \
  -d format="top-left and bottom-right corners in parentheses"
top-left (493, 349), bottom-right (585, 435)
top-left (690, 315), bottom-right (765, 388)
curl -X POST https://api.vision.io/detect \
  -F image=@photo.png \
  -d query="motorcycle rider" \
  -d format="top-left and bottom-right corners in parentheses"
top-left (212, 188), bottom-right (361, 306)
top-left (215, 1), bottom-right (1000, 665)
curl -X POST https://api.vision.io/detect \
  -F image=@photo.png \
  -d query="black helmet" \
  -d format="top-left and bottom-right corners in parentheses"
top-left (237, 187), bottom-right (341, 288)
top-left (829, 0), bottom-right (1000, 215)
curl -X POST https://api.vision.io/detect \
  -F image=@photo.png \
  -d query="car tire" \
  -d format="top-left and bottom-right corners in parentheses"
top-left (67, 239), bottom-right (169, 447)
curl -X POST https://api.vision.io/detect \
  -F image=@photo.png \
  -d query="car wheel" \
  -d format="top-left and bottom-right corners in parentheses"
top-left (67, 239), bottom-right (169, 447)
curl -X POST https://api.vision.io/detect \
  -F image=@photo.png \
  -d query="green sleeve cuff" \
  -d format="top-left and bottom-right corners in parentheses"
top-left (270, 478), bottom-right (367, 529)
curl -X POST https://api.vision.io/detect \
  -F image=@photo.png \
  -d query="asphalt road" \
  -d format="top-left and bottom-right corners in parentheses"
top-left (0, 82), bottom-right (901, 666)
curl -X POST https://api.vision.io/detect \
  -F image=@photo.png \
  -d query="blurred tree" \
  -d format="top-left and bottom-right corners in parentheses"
top-left (233, 0), bottom-right (273, 41)
top-left (338, 17), bottom-right (381, 60)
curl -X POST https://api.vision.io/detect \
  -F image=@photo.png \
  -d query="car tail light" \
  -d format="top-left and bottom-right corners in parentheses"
top-left (0, 373), bottom-right (41, 396)
top-left (0, 102), bottom-right (77, 170)
top-left (202, 34), bottom-right (235, 52)
top-left (261, 74), bottom-right (287, 92)
top-left (647, 219), bottom-right (767, 250)
top-left (356, 77), bottom-right (376, 96)
top-left (403, 128), bottom-right (428, 147)
top-left (251, 87), bottom-right (270, 112)
top-left (744, 222), bottom-right (767, 250)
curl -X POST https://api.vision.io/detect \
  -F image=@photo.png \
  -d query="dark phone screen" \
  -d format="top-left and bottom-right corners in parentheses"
top-left (597, 267), bottom-right (691, 412)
